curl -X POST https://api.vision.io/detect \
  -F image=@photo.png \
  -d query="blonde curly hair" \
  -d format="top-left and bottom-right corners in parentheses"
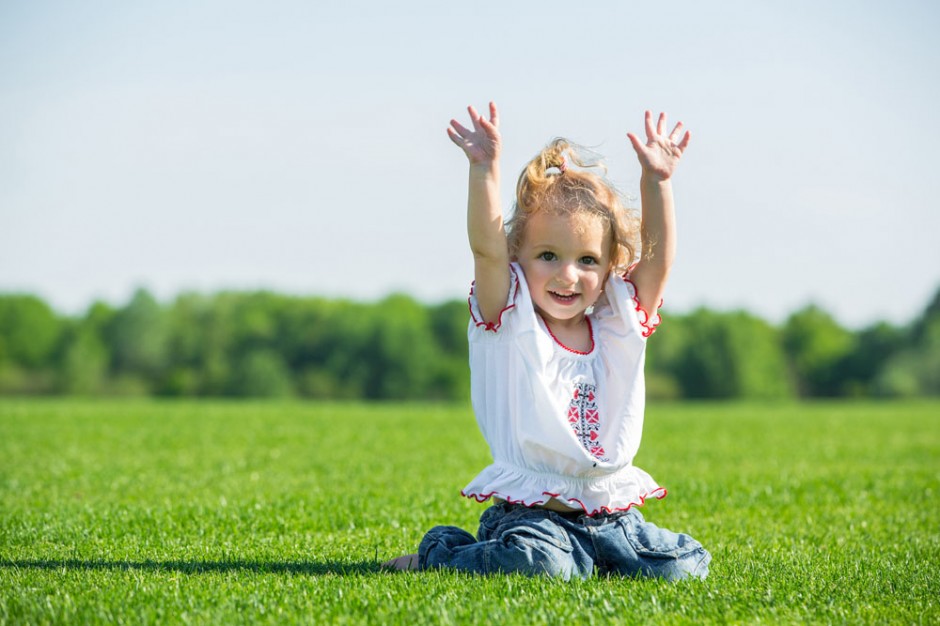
top-left (506, 138), bottom-right (639, 272)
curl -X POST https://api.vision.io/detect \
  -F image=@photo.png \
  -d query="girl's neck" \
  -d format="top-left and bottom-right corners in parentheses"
top-left (540, 313), bottom-right (594, 354)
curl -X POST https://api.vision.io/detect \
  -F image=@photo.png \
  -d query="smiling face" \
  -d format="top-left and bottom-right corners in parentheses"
top-left (515, 210), bottom-right (612, 328)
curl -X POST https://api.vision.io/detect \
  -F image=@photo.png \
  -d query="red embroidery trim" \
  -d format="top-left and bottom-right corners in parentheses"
top-left (460, 487), bottom-right (668, 517)
top-left (468, 268), bottom-right (520, 333)
top-left (621, 274), bottom-right (663, 337)
top-left (542, 316), bottom-right (594, 355)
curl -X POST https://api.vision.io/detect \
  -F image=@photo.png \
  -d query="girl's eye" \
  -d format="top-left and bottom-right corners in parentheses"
top-left (580, 256), bottom-right (598, 266)
top-left (538, 252), bottom-right (557, 261)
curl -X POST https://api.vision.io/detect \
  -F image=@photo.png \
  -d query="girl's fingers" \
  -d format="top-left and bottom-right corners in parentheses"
top-left (656, 112), bottom-right (667, 136)
top-left (446, 127), bottom-right (466, 147)
top-left (627, 132), bottom-right (644, 154)
top-left (488, 101), bottom-right (499, 127)
top-left (467, 105), bottom-right (482, 131)
top-left (644, 110), bottom-right (655, 141)
top-left (668, 122), bottom-right (684, 143)
top-left (677, 130), bottom-right (691, 152)
top-left (450, 119), bottom-right (471, 138)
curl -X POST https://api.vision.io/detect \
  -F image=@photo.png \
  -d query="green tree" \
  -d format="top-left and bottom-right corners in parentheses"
top-left (674, 309), bottom-right (793, 399)
top-left (104, 289), bottom-right (170, 394)
top-left (426, 300), bottom-right (471, 400)
top-left (0, 295), bottom-right (62, 368)
top-left (56, 303), bottom-right (113, 394)
top-left (645, 314), bottom-right (688, 400)
top-left (290, 299), bottom-right (371, 399)
top-left (0, 295), bottom-right (63, 393)
top-left (160, 293), bottom-right (213, 396)
top-left (837, 321), bottom-right (903, 396)
top-left (782, 305), bottom-right (855, 396)
top-left (363, 294), bottom-right (438, 400)
top-left (874, 288), bottom-right (940, 397)
top-left (228, 348), bottom-right (295, 397)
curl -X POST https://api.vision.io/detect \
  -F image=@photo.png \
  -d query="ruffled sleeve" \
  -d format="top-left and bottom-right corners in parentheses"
top-left (594, 274), bottom-right (662, 338)
top-left (468, 264), bottom-right (522, 335)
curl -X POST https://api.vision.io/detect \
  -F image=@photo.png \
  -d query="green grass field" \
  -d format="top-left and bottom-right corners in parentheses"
top-left (1, 399), bottom-right (937, 624)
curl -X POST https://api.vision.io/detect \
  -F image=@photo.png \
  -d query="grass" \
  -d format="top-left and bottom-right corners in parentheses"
top-left (0, 398), bottom-right (938, 625)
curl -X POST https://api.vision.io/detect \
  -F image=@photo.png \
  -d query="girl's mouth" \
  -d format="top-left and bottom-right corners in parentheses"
top-left (549, 291), bottom-right (579, 305)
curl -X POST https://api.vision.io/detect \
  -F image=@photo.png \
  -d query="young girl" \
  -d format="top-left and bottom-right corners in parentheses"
top-left (384, 102), bottom-right (710, 581)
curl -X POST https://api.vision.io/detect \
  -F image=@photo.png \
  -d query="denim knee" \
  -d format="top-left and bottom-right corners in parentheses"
top-left (483, 513), bottom-right (576, 579)
top-left (418, 525), bottom-right (477, 570)
top-left (615, 510), bottom-right (711, 581)
top-left (420, 507), bottom-right (580, 579)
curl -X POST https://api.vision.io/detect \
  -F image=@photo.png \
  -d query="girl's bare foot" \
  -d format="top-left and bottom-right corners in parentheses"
top-left (381, 553), bottom-right (420, 571)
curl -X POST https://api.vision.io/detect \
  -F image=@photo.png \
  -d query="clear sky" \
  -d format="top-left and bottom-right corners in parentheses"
top-left (2, 1), bottom-right (938, 328)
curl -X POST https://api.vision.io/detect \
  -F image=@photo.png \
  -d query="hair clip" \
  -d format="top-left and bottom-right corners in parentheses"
top-left (557, 156), bottom-right (568, 174)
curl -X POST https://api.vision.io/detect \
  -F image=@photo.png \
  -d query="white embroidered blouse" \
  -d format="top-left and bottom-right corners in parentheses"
top-left (461, 262), bottom-right (667, 516)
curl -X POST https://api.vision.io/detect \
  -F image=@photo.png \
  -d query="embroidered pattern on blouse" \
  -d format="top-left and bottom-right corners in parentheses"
top-left (567, 382), bottom-right (609, 462)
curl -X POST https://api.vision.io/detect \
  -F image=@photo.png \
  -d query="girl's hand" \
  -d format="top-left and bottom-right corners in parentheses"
top-left (627, 110), bottom-right (690, 181)
top-left (447, 102), bottom-right (501, 165)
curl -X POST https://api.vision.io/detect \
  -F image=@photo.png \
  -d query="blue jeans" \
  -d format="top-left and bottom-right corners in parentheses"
top-left (418, 502), bottom-right (710, 581)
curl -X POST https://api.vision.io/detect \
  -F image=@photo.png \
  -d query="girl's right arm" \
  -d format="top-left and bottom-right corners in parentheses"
top-left (448, 102), bottom-right (510, 324)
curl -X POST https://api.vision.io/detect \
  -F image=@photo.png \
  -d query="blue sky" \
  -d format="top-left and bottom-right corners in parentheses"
top-left (2, 1), bottom-right (938, 328)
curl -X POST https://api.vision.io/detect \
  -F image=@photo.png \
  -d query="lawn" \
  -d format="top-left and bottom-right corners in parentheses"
top-left (1, 399), bottom-right (937, 624)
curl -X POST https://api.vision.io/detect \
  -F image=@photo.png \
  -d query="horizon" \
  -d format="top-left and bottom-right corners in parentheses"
top-left (6, 279), bottom-right (937, 332)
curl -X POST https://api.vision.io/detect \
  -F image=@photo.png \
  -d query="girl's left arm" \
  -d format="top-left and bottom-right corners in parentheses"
top-left (626, 110), bottom-right (691, 319)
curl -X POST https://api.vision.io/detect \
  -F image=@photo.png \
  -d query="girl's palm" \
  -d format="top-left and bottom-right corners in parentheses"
top-left (448, 102), bottom-right (501, 164)
top-left (627, 111), bottom-right (691, 181)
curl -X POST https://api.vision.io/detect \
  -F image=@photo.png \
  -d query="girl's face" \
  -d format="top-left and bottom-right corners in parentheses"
top-left (516, 210), bottom-right (611, 327)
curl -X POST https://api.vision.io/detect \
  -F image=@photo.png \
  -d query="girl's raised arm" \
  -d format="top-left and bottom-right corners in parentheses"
top-left (626, 110), bottom-right (691, 320)
top-left (448, 102), bottom-right (510, 324)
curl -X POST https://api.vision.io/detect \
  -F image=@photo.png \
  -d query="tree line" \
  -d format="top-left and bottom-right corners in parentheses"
top-left (0, 287), bottom-right (937, 400)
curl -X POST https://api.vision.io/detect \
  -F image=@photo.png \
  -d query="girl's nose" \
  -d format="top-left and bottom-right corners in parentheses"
top-left (558, 262), bottom-right (578, 284)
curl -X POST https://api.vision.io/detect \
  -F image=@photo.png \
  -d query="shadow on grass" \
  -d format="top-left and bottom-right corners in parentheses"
top-left (0, 558), bottom-right (381, 576)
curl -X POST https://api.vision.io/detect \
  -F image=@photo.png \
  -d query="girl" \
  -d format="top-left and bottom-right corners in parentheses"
top-left (384, 102), bottom-right (710, 581)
